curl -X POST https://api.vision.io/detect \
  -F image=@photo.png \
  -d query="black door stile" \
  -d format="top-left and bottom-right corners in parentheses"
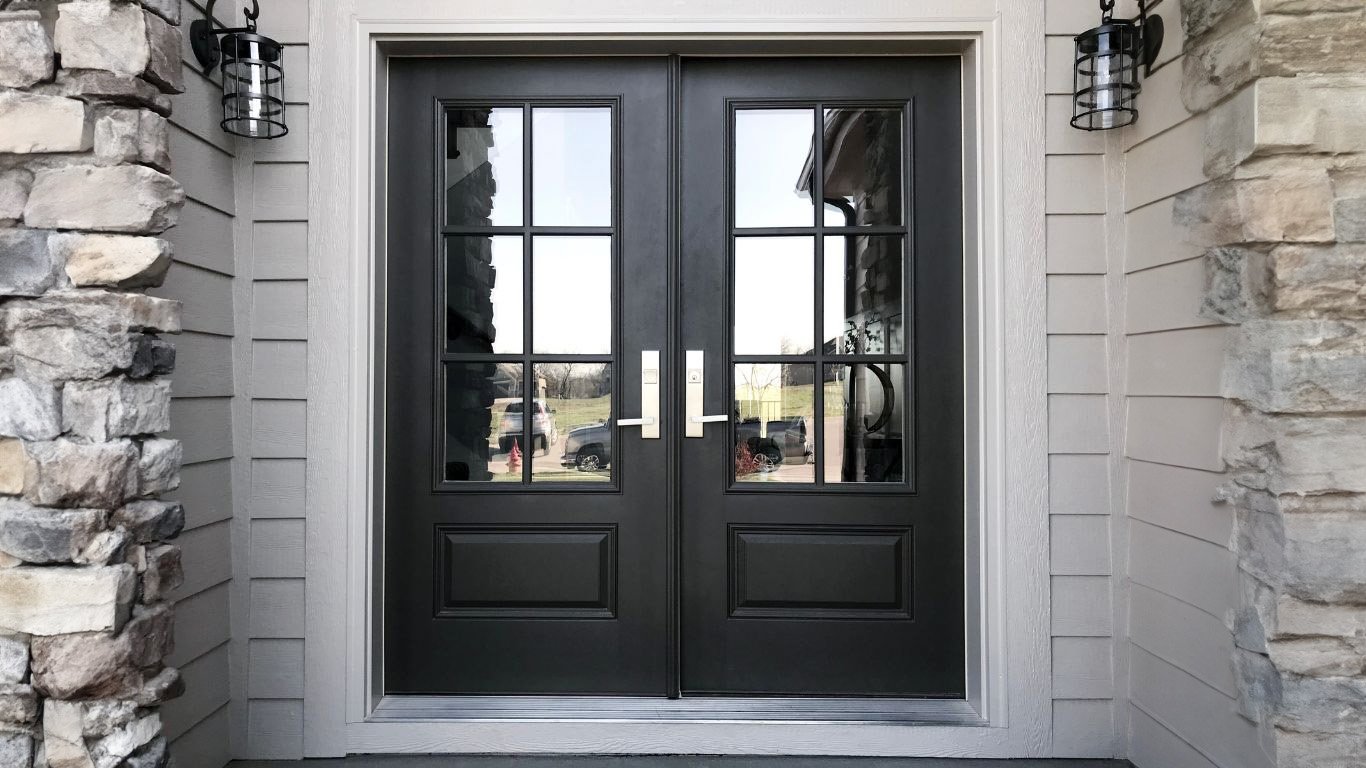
top-left (385, 54), bottom-right (965, 700)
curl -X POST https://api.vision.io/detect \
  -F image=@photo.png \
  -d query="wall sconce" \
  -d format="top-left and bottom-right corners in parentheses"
top-left (1071, 0), bottom-right (1164, 131)
top-left (189, 0), bottom-right (288, 139)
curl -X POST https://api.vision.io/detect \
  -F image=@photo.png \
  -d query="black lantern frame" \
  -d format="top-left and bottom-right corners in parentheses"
top-left (1071, 0), bottom-right (1164, 132)
top-left (190, 0), bottom-right (288, 139)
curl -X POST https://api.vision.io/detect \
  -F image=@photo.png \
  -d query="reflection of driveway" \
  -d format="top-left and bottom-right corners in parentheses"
top-left (490, 433), bottom-right (576, 475)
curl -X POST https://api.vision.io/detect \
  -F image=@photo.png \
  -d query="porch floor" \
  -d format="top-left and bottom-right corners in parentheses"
top-left (230, 757), bottom-right (1130, 767)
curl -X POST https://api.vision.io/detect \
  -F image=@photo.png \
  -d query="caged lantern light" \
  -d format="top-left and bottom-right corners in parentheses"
top-left (1071, 0), bottom-right (1165, 131)
top-left (189, 0), bottom-right (288, 139)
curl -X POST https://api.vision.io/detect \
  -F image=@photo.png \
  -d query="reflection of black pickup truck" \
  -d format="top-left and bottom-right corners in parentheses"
top-left (736, 417), bottom-right (811, 470)
top-left (560, 421), bottom-right (612, 471)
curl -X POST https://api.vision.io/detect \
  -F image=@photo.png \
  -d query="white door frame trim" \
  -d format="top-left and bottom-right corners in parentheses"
top-left (306, 1), bottom-right (1047, 758)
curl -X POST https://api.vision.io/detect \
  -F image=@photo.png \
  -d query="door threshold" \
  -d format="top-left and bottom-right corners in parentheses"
top-left (370, 695), bottom-right (985, 726)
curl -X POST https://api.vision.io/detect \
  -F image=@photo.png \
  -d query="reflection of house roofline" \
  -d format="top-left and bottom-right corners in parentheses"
top-left (796, 107), bottom-right (868, 199)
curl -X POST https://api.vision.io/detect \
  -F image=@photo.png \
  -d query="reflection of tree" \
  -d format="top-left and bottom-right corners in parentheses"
top-left (540, 363), bottom-right (574, 399)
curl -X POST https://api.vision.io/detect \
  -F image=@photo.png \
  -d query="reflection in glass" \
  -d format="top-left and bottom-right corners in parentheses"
top-left (735, 109), bottom-right (815, 227)
top-left (444, 362), bottom-right (524, 482)
top-left (823, 235), bottom-right (904, 355)
top-left (446, 108), bottom-right (523, 226)
top-left (824, 364), bottom-right (906, 483)
top-left (532, 107), bottom-right (612, 226)
top-left (446, 236), bottom-right (522, 354)
top-left (531, 362), bottom-right (612, 483)
top-left (734, 364), bottom-right (814, 483)
top-left (734, 237), bottom-right (813, 356)
top-left (532, 236), bottom-right (611, 354)
top-left (815, 108), bottom-right (903, 227)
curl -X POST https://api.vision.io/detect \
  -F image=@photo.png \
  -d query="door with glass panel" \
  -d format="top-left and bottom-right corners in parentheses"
top-left (384, 57), bottom-right (671, 694)
top-left (679, 57), bottom-right (965, 696)
top-left (384, 55), bottom-right (964, 700)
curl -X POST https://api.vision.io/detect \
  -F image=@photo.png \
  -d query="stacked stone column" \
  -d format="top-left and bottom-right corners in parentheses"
top-left (1177, 1), bottom-right (1366, 766)
top-left (0, 2), bottom-right (187, 766)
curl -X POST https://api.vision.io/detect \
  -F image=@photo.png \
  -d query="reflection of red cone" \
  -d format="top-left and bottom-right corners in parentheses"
top-left (507, 439), bottom-right (522, 475)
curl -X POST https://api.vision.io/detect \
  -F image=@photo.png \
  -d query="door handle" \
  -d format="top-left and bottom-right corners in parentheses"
top-left (619, 350), bottom-right (660, 439)
top-left (685, 350), bottom-right (729, 437)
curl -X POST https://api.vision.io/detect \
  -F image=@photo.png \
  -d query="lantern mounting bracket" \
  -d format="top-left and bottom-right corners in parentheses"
top-left (189, 0), bottom-right (261, 73)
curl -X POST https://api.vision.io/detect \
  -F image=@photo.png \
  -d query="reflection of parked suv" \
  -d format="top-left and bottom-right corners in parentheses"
top-left (560, 421), bottom-right (612, 471)
top-left (497, 400), bottom-right (558, 455)
top-left (736, 417), bottom-right (811, 470)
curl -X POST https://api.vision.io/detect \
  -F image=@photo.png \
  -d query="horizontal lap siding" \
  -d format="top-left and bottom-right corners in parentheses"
top-left (1045, 0), bottom-right (1118, 756)
top-left (1117, 3), bottom-right (1258, 765)
top-left (242, 9), bottom-right (309, 754)
top-left (164, 5), bottom-right (239, 763)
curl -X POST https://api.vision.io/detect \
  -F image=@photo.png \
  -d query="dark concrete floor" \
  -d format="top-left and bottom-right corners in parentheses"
top-left (230, 757), bottom-right (1130, 767)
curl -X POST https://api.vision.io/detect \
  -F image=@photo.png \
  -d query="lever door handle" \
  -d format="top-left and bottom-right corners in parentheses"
top-left (685, 350), bottom-right (726, 438)
top-left (631, 350), bottom-right (661, 439)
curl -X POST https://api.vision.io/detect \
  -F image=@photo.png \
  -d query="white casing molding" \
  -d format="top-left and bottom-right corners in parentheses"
top-left (306, 0), bottom-right (1047, 757)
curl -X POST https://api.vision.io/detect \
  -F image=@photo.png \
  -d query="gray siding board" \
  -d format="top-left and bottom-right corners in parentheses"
top-left (153, 261), bottom-right (234, 336)
top-left (166, 199), bottom-right (236, 276)
top-left (245, 700), bottom-right (304, 759)
top-left (249, 459), bottom-right (305, 519)
top-left (247, 639), bottom-right (305, 699)
top-left (171, 458), bottom-right (234, 531)
top-left (171, 332), bottom-right (234, 398)
top-left (253, 163), bottom-right (308, 221)
top-left (249, 578), bottom-right (305, 638)
top-left (168, 581), bottom-right (231, 668)
top-left (249, 519), bottom-right (305, 578)
top-left (251, 281), bottom-right (308, 339)
top-left (250, 341), bottom-right (307, 399)
top-left (252, 222), bottom-right (308, 280)
top-left (163, 643), bottom-right (231, 742)
top-left (1051, 576), bottom-right (1113, 637)
top-left (170, 704), bottom-right (231, 768)
top-left (169, 397), bottom-right (234, 464)
top-left (1128, 520), bottom-right (1238, 621)
top-left (250, 401), bottom-right (306, 459)
top-left (169, 519), bottom-right (232, 602)
top-left (164, 40), bottom-right (238, 767)
top-left (171, 125), bottom-right (236, 215)
top-left (1129, 647), bottom-right (1274, 768)
top-left (171, 71), bottom-right (235, 155)
top-left (1129, 583), bottom-right (1237, 697)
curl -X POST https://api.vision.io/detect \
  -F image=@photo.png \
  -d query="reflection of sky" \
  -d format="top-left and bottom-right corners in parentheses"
top-left (734, 237), bottom-right (812, 355)
top-left (533, 237), bottom-right (611, 354)
top-left (735, 110), bottom-right (814, 227)
top-left (488, 237), bottom-right (522, 353)
top-left (533, 108), bottom-right (611, 226)
top-left (474, 106), bottom-right (849, 356)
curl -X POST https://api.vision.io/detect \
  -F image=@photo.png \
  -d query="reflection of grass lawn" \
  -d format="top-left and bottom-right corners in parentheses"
top-left (545, 395), bottom-right (611, 430)
top-left (736, 382), bottom-right (844, 420)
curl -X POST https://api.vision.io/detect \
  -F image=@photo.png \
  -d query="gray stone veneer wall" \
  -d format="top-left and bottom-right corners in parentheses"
top-left (0, 2), bottom-right (187, 766)
top-left (1178, 0), bottom-right (1366, 765)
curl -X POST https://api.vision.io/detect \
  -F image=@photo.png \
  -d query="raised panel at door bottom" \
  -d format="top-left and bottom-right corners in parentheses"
top-left (729, 525), bottom-right (912, 619)
top-left (434, 525), bottom-right (616, 618)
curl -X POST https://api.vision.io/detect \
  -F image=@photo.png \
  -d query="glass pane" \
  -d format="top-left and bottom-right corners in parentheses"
top-left (735, 109), bottom-right (816, 227)
top-left (734, 237), bottom-right (814, 355)
top-left (532, 236), bottom-right (611, 354)
top-left (824, 364), bottom-right (906, 483)
top-left (446, 236), bottom-right (522, 354)
top-left (734, 364), bottom-right (814, 483)
top-left (531, 362), bottom-right (612, 483)
top-left (532, 107), bottom-right (611, 226)
top-left (820, 108), bottom-right (903, 226)
top-left (823, 235), bottom-right (904, 355)
top-left (444, 362), bottom-right (524, 482)
top-left (446, 108), bottom-right (523, 226)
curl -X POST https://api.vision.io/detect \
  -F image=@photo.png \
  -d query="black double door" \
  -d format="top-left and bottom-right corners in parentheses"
top-left (385, 56), bottom-right (964, 699)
